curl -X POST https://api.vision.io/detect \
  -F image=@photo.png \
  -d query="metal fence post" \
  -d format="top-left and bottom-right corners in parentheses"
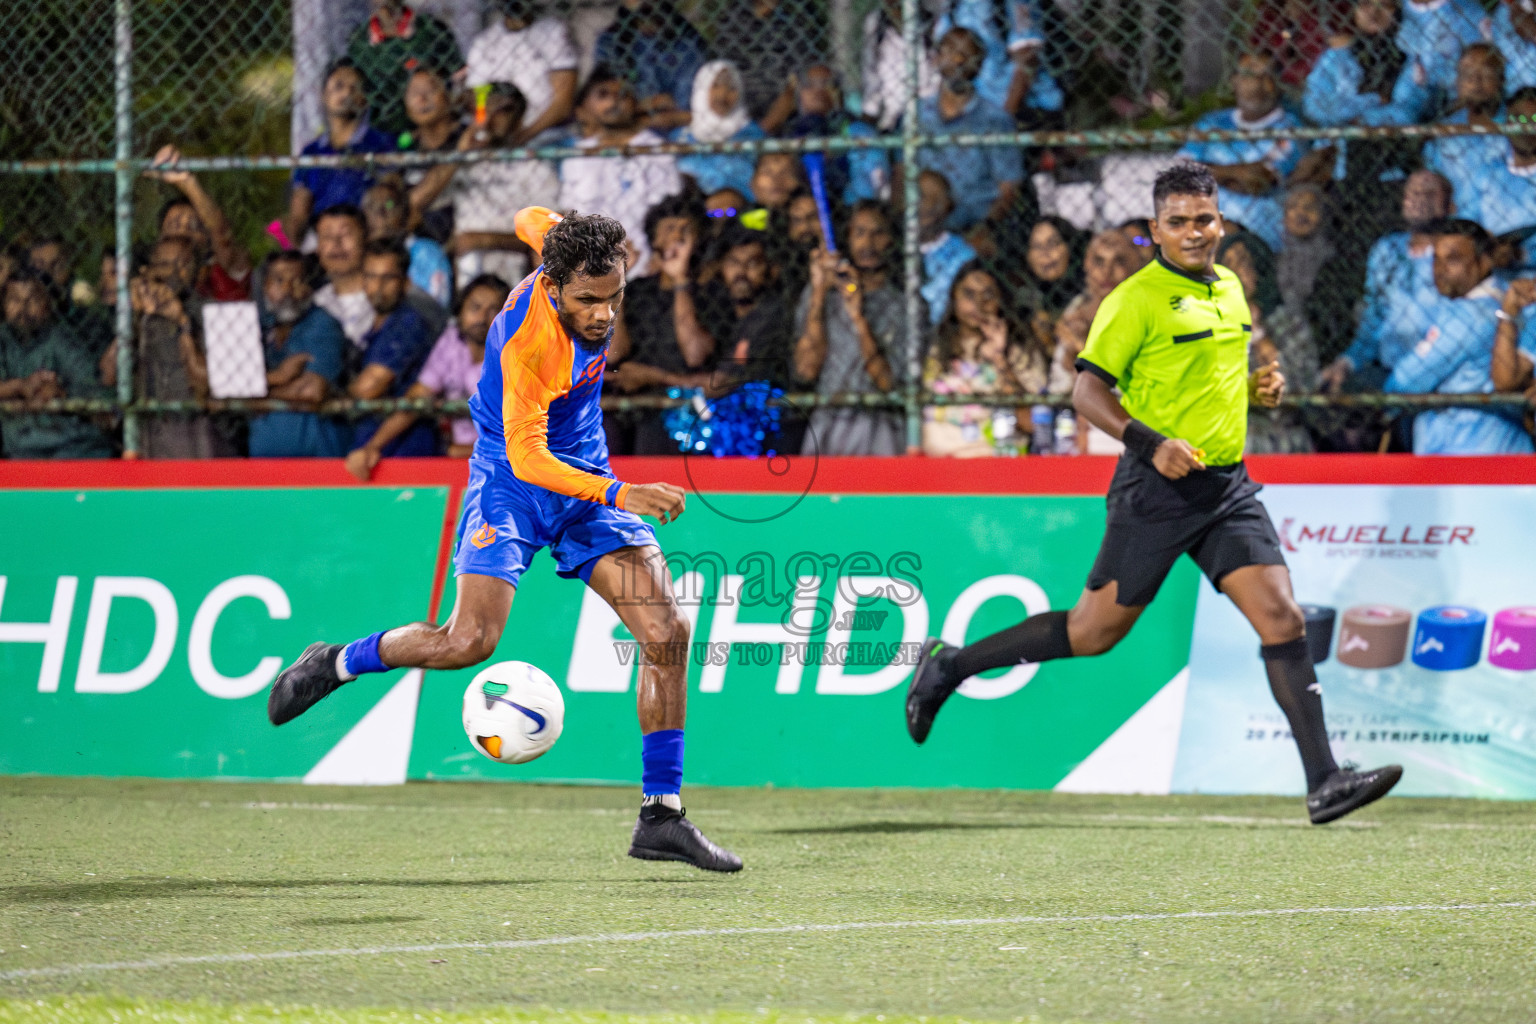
top-left (114, 0), bottom-right (138, 457)
top-left (900, 0), bottom-right (922, 453)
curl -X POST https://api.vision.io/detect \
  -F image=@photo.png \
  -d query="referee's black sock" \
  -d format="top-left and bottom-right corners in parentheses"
top-left (1261, 637), bottom-right (1338, 792)
top-left (946, 611), bottom-right (1074, 685)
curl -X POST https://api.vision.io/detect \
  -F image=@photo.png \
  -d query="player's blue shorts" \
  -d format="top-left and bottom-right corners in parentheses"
top-left (453, 455), bottom-right (657, 588)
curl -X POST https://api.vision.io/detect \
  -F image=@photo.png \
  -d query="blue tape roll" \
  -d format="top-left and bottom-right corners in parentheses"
top-left (1301, 604), bottom-right (1335, 665)
top-left (1411, 606), bottom-right (1487, 671)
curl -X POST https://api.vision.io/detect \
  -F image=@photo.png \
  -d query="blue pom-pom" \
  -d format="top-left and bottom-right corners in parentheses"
top-left (663, 381), bottom-right (785, 457)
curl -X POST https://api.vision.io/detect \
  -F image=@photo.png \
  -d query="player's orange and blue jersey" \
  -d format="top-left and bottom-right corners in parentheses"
top-left (456, 207), bottom-right (654, 589)
top-left (468, 207), bottom-right (630, 509)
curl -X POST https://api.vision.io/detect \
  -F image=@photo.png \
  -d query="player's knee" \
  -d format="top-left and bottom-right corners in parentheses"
top-left (632, 607), bottom-right (690, 650)
top-left (1071, 624), bottom-right (1123, 657)
top-left (442, 622), bottom-right (501, 669)
top-left (1261, 600), bottom-right (1307, 645)
top-left (1067, 608), bottom-right (1128, 656)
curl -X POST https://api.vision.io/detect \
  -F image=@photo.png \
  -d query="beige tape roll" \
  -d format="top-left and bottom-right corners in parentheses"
top-left (1337, 605), bottom-right (1412, 669)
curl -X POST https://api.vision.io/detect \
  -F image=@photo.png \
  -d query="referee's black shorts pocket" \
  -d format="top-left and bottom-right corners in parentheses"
top-left (1188, 497), bottom-right (1286, 592)
top-left (1086, 518), bottom-right (1190, 608)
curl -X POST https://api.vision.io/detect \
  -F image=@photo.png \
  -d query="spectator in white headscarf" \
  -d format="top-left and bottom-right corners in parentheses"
top-left (672, 61), bottom-right (766, 199)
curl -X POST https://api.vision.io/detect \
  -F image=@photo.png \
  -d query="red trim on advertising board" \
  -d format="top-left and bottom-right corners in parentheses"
top-left (6, 455), bottom-right (1530, 628)
top-left (426, 480), bottom-right (465, 622)
top-left (3, 455), bottom-right (1536, 494)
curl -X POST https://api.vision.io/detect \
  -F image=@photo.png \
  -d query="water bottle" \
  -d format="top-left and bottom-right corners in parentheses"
top-left (992, 408), bottom-right (1018, 455)
top-left (1054, 410), bottom-right (1078, 455)
top-left (1030, 405), bottom-right (1054, 455)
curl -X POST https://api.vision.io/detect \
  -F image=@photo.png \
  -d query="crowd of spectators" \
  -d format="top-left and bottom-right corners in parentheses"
top-left (4, 0), bottom-right (1536, 461)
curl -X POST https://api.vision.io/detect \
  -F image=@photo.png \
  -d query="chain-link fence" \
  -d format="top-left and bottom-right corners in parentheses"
top-left (2, 0), bottom-right (1534, 462)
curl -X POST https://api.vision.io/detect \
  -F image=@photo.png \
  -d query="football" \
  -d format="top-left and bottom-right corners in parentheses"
top-left (461, 661), bottom-right (565, 764)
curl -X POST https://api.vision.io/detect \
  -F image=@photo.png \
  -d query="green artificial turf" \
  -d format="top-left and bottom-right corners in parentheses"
top-left (2, 778), bottom-right (1535, 1023)
top-left (0, 998), bottom-right (1057, 1024)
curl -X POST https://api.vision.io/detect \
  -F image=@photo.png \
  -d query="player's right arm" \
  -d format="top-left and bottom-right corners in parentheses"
top-left (1075, 283), bottom-right (1206, 479)
top-left (500, 307), bottom-right (687, 522)
top-left (1073, 371), bottom-right (1205, 479)
top-left (500, 207), bottom-right (688, 523)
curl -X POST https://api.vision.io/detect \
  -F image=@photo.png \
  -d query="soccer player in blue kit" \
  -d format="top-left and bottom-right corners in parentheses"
top-left (267, 208), bottom-right (741, 872)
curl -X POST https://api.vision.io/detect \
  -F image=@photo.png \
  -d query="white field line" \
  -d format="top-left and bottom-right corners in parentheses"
top-left (3, 900), bottom-right (1533, 983)
top-left (221, 805), bottom-right (1370, 828)
top-left (20, 797), bottom-right (1530, 830)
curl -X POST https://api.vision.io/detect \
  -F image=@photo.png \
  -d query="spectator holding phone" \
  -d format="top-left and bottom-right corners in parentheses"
top-left (792, 200), bottom-right (925, 456)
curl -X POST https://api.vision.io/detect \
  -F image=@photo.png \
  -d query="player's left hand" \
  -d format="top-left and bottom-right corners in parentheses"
top-left (1250, 360), bottom-right (1285, 408)
top-left (623, 482), bottom-right (687, 525)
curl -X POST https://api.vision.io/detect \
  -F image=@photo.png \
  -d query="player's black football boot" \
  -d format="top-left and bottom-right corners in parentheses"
top-left (628, 803), bottom-right (743, 872)
top-left (906, 637), bottom-right (960, 744)
top-left (1307, 762), bottom-right (1403, 824)
top-left (267, 642), bottom-right (349, 725)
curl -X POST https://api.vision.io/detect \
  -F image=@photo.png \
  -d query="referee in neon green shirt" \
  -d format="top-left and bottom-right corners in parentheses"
top-left (906, 162), bottom-right (1401, 825)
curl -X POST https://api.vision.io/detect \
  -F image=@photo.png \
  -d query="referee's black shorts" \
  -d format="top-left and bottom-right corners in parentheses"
top-left (1086, 455), bottom-right (1286, 607)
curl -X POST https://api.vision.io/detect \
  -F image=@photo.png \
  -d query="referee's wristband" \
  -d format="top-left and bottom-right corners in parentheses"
top-left (1122, 419), bottom-right (1168, 464)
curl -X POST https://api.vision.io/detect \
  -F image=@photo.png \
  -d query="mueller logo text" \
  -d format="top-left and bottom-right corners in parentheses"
top-left (1278, 519), bottom-right (1474, 559)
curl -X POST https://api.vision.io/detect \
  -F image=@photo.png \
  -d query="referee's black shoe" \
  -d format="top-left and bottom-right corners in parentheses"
top-left (1307, 763), bottom-right (1403, 824)
top-left (628, 803), bottom-right (743, 872)
top-left (906, 638), bottom-right (960, 744)
top-left (267, 642), bottom-right (348, 725)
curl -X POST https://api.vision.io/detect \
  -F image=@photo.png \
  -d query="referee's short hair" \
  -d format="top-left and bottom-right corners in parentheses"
top-left (1152, 161), bottom-right (1218, 213)
top-left (1427, 217), bottom-right (1494, 256)
top-left (542, 214), bottom-right (629, 288)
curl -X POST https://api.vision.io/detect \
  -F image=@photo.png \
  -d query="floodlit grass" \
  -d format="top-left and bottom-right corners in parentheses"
top-left (2, 778), bottom-right (1535, 1023)
top-left (0, 997), bottom-right (1046, 1024)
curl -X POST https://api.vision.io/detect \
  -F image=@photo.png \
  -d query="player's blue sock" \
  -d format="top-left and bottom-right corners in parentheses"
top-left (641, 729), bottom-right (685, 809)
top-left (337, 631), bottom-right (389, 681)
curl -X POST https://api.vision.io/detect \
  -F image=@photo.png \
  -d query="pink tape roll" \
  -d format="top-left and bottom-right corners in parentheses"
top-left (1489, 608), bottom-right (1536, 671)
top-left (1337, 605), bottom-right (1411, 669)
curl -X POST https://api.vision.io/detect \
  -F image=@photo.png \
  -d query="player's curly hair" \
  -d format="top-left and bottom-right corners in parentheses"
top-left (1152, 161), bottom-right (1218, 212)
top-left (541, 214), bottom-right (629, 288)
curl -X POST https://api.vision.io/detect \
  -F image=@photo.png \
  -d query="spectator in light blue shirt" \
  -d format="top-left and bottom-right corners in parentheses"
top-left (673, 61), bottom-right (765, 200)
top-left (1304, 1), bottom-right (1431, 132)
top-left (916, 170), bottom-right (978, 325)
top-left (783, 63), bottom-right (890, 207)
top-left (1323, 169), bottom-right (1454, 393)
top-left (1492, 0), bottom-right (1536, 91)
top-left (1456, 86), bottom-right (1536, 238)
top-left (1494, 276), bottom-right (1536, 396)
top-left (932, 0), bottom-right (1064, 123)
top-left (917, 28), bottom-right (1025, 232)
top-left (1424, 43), bottom-right (1508, 218)
top-left (1179, 54), bottom-right (1307, 253)
top-left (1397, 0), bottom-right (1490, 98)
top-left (594, 0), bottom-right (707, 128)
top-left (1302, 0), bottom-right (1431, 245)
top-left (1385, 219), bottom-right (1535, 454)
